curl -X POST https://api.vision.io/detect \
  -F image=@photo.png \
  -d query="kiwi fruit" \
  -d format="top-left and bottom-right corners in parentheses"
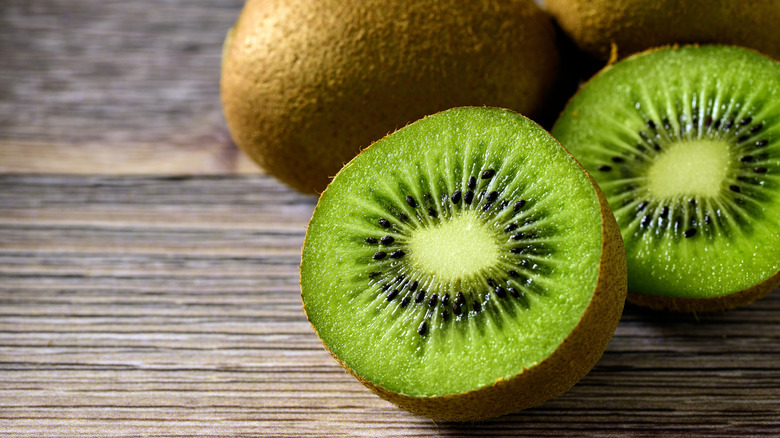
top-left (544, 0), bottom-right (780, 61)
top-left (300, 107), bottom-right (626, 421)
top-left (552, 45), bottom-right (780, 312)
top-left (221, 0), bottom-right (560, 194)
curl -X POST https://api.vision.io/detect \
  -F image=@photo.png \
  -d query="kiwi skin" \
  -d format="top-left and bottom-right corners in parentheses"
top-left (626, 272), bottom-right (780, 313)
top-left (544, 0), bottom-right (780, 60)
top-left (552, 45), bottom-right (779, 313)
top-left (301, 117), bottom-right (627, 421)
top-left (221, 0), bottom-right (560, 194)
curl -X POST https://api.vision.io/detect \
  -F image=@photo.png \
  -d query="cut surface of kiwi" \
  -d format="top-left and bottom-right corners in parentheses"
top-left (552, 45), bottom-right (780, 311)
top-left (301, 107), bottom-right (626, 421)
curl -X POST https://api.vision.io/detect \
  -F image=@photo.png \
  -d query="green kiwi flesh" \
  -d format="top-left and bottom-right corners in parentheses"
top-left (552, 45), bottom-right (780, 307)
top-left (301, 107), bottom-right (626, 420)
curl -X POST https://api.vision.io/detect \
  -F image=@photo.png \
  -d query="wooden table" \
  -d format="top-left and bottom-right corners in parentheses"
top-left (1, 2), bottom-right (778, 436)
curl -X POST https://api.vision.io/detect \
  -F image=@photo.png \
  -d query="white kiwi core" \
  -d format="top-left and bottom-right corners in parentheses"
top-left (647, 139), bottom-right (732, 199)
top-left (408, 210), bottom-right (500, 279)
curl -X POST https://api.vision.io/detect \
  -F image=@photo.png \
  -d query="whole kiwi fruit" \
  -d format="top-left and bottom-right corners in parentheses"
top-left (221, 0), bottom-right (560, 194)
top-left (544, 0), bottom-right (780, 60)
top-left (301, 107), bottom-right (626, 421)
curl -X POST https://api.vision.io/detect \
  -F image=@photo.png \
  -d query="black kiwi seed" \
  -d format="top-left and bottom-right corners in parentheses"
top-left (390, 250), bottom-right (406, 259)
top-left (487, 278), bottom-right (497, 287)
top-left (368, 271), bottom-right (380, 278)
top-left (373, 251), bottom-right (387, 260)
top-left (405, 196), bottom-right (417, 208)
top-left (598, 164), bottom-right (612, 171)
top-left (455, 292), bottom-right (465, 305)
top-left (660, 206), bottom-right (669, 218)
top-left (499, 200), bottom-right (509, 210)
top-left (441, 294), bottom-right (450, 306)
top-left (729, 185), bottom-right (741, 193)
top-left (464, 190), bottom-right (474, 204)
top-left (418, 321), bottom-right (428, 336)
top-left (636, 201), bottom-right (648, 211)
top-left (508, 287), bottom-right (520, 298)
top-left (505, 223), bottom-right (518, 232)
top-left (396, 274), bottom-right (405, 283)
top-left (647, 120), bottom-right (656, 129)
top-left (740, 117), bottom-right (752, 125)
top-left (486, 191), bottom-right (499, 202)
top-left (399, 213), bottom-right (409, 222)
top-left (481, 169), bottom-right (496, 179)
top-left (738, 135), bottom-right (750, 142)
top-left (380, 235), bottom-right (394, 245)
top-left (386, 289), bottom-right (399, 301)
top-left (512, 233), bottom-right (525, 240)
top-left (468, 176), bottom-right (477, 190)
top-left (410, 281), bottom-right (418, 292)
top-left (428, 208), bottom-right (437, 218)
top-left (754, 167), bottom-right (768, 173)
top-left (378, 218), bottom-right (391, 228)
top-left (473, 301), bottom-right (482, 312)
top-left (365, 237), bottom-right (378, 244)
top-left (400, 296), bottom-right (411, 307)
top-left (756, 140), bottom-right (769, 147)
top-left (724, 119), bottom-right (734, 129)
top-left (451, 190), bottom-right (462, 204)
top-left (428, 293), bottom-right (438, 307)
top-left (441, 309), bottom-right (450, 321)
top-left (741, 155), bottom-right (755, 162)
top-left (481, 202), bottom-right (493, 212)
top-left (452, 303), bottom-right (462, 316)
top-left (415, 290), bottom-right (426, 303)
top-left (495, 286), bottom-right (507, 298)
top-left (611, 156), bottom-right (625, 163)
top-left (510, 247), bottom-right (524, 254)
top-left (704, 115), bottom-right (713, 126)
top-left (751, 124), bottom-right (763, 133)
top-left (382, 283), bottom-right (391, 291)
top-left (508, 270), bottom-right (520, 278)
top-left (513, 200), bottom-right (526, 211)
top-left (640, 215), bottom-right (652, 228)
top-left (684, 228), bottom-right (697, 238)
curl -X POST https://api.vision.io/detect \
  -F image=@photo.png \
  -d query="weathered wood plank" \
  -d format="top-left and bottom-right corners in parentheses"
top-left (0, 175), bottom-right (778, 437)
top-left (0, 0), bottom-right (256, 175)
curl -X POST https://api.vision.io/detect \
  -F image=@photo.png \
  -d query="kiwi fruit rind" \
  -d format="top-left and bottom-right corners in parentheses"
top-left (544, 0), bottom-right (780, 61)
top-left (300, 107), bottom-right (627, 421)
top-left (221, 0), bottom-right (560, 194)
top-left (552, 45), bottom-right (780, 312)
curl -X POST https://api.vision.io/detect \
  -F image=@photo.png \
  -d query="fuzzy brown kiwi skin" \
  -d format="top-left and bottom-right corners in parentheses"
top-left (300, 116), bottom-right (627, 421)
top-left (221, 0), bottom-right (560, 194)
top-left (544, 0), bottom-right (780, 61)
top-left (626, 271), bottom-right (780, 313)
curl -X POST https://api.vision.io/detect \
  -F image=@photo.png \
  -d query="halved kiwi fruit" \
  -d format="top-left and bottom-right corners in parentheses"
top-left (300, 107), bottom-right (626, 421)
top-left (552, 45), bottom-right (780, 312)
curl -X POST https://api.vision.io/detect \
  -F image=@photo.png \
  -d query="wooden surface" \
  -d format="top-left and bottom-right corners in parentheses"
top-left (1, 1), bottom-right (779, 437)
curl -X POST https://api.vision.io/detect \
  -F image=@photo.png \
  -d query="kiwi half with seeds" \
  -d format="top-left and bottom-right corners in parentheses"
top-left (552, 45), bottom-right (780, 312)
top-left (300, 107), bottom-right (626, 421)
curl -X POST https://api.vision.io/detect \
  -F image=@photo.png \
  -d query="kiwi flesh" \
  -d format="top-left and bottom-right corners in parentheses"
top-left (544, 0), bottom-right (780, 61)
top-left (221, 0), bottom-right (560, 194)
top-left (300, 107), bottom-right (626, 421)
top-left (552, 45), bottom-right (780, 312)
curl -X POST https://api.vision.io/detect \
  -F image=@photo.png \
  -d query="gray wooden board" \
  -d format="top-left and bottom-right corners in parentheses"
top-left (0, 175), bottom-right (778, 437)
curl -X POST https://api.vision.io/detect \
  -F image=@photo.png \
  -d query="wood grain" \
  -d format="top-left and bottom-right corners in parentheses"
top-left (0, 0), bottom-right (259, 175)
top-left (1, 175), bottom-right (778, 437)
